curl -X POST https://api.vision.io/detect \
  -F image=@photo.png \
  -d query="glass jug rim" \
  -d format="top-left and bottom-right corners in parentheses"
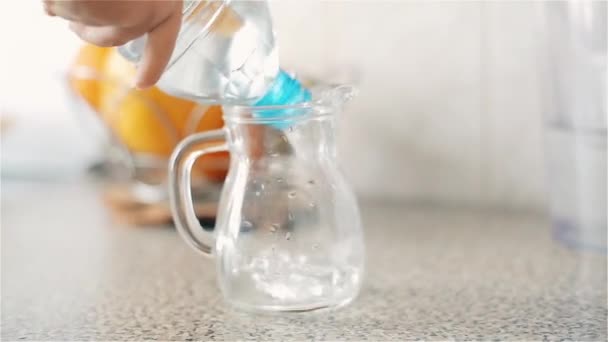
top-left (223, 84), bottom-right (357, 124)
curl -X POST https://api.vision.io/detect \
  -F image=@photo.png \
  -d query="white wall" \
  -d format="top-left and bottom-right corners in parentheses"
top-left (0, 1), bottom-right (102, 178)
top-left (272, 1), bottom-right (546, 210)
top-left (0, 1), bottom-right (548, 211)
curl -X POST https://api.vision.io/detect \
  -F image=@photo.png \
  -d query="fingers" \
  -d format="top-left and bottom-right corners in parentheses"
top-left (43, 0), bottom-right (55, 16)
top-left (134, 8), bottom-right (182, 89)
top-left (69, 22), bottom-right (144, 47)
top-left (44, 0), bottom-right (81, 21)
top-left (44, 0), bottom-right (139, 26)
top-left (50, 0), bottom-right (183, 89)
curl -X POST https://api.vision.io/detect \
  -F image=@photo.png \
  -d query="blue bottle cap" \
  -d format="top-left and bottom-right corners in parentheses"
top-left (253, 69), bottom-right (312, 129)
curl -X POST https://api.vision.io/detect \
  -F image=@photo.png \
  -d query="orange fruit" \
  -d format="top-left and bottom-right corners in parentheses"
top-left (99, 49), bottom-right (197, 156)
top-left (98, 49), bottom-right (229, 182)
top-left (68, 43), bottom-right (111, 110)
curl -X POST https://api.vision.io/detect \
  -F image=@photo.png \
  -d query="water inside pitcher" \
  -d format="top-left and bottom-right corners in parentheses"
top-left (169, 85), bottom-right (364, 311)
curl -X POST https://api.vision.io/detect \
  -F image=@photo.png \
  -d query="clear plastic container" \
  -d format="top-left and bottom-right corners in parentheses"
top-left (539, 1), bottom-right (607, 252)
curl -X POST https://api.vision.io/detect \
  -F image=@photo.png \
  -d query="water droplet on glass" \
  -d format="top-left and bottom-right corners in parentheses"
top-left (307, 179), bottom-right (316, 186)
top-left (288, 191), bottom-right (296, 199)
top-left (331, 270), bottom-right (340, 285)
top-left (276, 177), bottom-right (284, 183)
top-left (270, 224), bottom-right (279, 233)
top-left (288, 212), bottom-right (294, 221)
top-left (281, 134), bottom-right (289, 143)
top-left (309, 202), bottom-right (316, 208)
top-left (312, 244), bottom-right (319, 250)
top-left (288, 126), bottom-right (294, 132)
top-left (269, 151), bottom-right (280, 157)
top-left (242, 221), bottom-right (253, 231)
top-left (285, 232), bottom-right (291, 240)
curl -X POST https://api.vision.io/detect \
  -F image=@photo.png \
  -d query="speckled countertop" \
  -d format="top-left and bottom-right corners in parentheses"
top-left (2, 180), bottom-right (606, 341)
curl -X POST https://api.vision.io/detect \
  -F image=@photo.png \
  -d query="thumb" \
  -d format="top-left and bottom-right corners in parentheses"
top-left (134, 9), bottom-right (181, 89)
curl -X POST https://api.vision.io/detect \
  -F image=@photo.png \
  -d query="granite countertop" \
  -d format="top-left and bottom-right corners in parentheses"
top-left (2, 180), bottom-right (606, 341)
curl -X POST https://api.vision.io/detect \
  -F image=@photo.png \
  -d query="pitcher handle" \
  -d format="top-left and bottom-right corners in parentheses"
top-left (169, 129), bottom-right (227, 257)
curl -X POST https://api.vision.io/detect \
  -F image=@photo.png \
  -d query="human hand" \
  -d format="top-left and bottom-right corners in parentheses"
top-left (44, 0), bottom-right (183, 89)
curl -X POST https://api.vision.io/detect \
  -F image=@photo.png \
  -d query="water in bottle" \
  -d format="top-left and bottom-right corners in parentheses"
top-left (118, 1), bottom-right (311, 110)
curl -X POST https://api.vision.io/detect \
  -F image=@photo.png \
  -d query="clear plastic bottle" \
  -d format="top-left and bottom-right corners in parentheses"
top-left (118, 0), bottom-right (310, 108)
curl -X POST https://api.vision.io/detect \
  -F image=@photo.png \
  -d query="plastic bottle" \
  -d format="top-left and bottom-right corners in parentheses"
top-left (118, 0), bottom-right (311, 109)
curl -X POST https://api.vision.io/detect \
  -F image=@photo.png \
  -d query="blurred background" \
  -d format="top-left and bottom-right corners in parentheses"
top-left (0, 1), bottom-right (548, 210)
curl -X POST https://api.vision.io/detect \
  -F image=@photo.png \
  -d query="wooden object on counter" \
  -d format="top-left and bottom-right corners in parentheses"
top-left (102, 184), bottom-right (218, 227)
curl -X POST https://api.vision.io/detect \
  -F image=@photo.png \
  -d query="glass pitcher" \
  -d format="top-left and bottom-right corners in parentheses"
top-left (169, 85), bottom-right (365, 312)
